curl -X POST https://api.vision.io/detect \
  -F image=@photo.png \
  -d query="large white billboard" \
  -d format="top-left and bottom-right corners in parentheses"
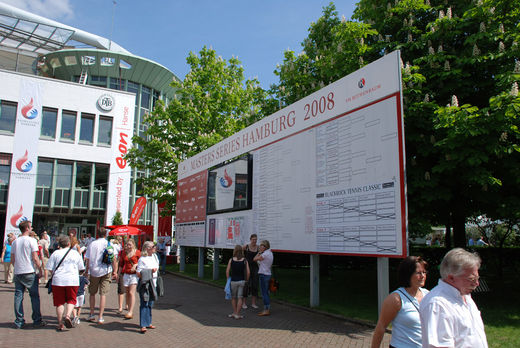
top-left (176, 51), bottom-right (406, 257)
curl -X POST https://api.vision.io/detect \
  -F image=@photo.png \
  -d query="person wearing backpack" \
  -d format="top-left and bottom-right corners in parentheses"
top-left (84, 227), bottom-right (117, 324)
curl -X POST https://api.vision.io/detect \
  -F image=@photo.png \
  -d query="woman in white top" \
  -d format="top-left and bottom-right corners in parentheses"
top-left (253, 240), bottom-right (273, 316)
top-left (371, 256), bottom-right (429, 348)
top-left (136, 241), bottom-right (159, 334)
top-left (46, 235), bottom-right (85, 331)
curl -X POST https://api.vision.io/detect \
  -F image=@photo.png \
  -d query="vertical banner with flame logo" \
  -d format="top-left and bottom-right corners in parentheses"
top-left (4, 81), bottom-right (42, 239)
top-left (215, 166), bottom-right (235, 210)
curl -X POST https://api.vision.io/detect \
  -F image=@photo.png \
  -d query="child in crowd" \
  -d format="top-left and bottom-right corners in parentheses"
top-left (73, 270), bottom-right (89, 325)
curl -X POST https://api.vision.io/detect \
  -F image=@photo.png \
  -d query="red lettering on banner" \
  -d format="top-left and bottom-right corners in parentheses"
top-left (116, 132), bottom-right (128, 169)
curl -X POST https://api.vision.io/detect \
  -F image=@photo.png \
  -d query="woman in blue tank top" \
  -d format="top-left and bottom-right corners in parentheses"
top-left (1, 234), bottom-right (15, 283)
top-left (371, 256), bottom-right (429, 348)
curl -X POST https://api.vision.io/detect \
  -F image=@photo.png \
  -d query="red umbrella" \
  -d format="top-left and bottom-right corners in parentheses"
top-left (107, 225), bottom-right (146, 236)
top-left (107, 225), bottom-right (149, 249)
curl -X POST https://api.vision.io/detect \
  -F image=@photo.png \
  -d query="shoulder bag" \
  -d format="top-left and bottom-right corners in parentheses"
top-left (153, 253), bottom-right (165, 297)
top-left (46, 247), bottom-right (73, 294)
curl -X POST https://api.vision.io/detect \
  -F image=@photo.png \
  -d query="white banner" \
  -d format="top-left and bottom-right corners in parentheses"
top-left (4, 81), bottom-right (42, 238)
top-left (215, 166), bottom-right (235, 210)
top-left (106, 104), bottom-right (134, 225)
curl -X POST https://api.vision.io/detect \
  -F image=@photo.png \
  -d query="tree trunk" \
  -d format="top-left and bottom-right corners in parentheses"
top-left (445, 217), bottom-right (452, 248)
top-left (451, 212), bottom-right (467, 248)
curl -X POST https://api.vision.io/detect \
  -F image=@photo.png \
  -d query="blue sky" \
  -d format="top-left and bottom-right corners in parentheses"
top-left (4, 0), bottom-right (357, 89)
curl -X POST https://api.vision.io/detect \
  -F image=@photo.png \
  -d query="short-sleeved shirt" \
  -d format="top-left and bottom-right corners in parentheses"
top-left (137, 254), bottom-right (159, 286)
top-left (46, 248), bottom-right (85, 286)
top-left (258, 249), bottom-right (273, 275)
top-left (419, 279), bottom-right (488, 348)
top-left (12, 235), bottom-right (39, 275)
top-left (85, 238), bottom-right (112, 277)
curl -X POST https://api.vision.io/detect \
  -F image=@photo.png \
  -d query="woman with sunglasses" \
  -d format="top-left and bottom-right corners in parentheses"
top-left (136, 241), bottom-right (159, 333)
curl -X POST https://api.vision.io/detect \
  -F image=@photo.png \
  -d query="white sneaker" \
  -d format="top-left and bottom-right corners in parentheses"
top-left (242, 304), bottom-right (248, 309)
top-left (251, 304), bottom-right (259, 309)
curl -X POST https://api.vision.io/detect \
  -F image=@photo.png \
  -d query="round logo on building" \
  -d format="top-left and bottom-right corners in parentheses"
top-left (97, 94), bottom-right (115, 111)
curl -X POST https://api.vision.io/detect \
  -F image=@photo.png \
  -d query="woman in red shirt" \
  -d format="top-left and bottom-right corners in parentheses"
top-left (118, 239), bottom-right (141, 319)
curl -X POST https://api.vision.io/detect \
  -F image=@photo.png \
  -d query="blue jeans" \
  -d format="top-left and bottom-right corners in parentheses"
top-left (14, 273), bottom-right (42, 327)
top-left (259, 274), bottom-right (271, 310)
top-left (139, 296), bottom-right (154, 328)
top-left (158, 252), bottom-right (166, 272)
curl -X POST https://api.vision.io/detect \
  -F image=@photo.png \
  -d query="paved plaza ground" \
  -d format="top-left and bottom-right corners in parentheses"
top-left (0, 273), bottom-right (390, 347)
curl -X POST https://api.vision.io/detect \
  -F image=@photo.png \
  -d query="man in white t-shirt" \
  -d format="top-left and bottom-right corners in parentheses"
top-left (11, 220), bottom-right (46, 329)
top-left (84, 228), bottom-right (117, 324)
top-left (419, 248), bottom-right (488, 348)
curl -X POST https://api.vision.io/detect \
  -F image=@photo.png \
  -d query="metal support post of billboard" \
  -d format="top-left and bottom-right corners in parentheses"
top-left (213, 248), bottom-right (220, 280)
top-left (179, 246), bottom-right (186, 272)
top-left (310, 254), bottom-right (320, 307)
top-left (198, 247), bottom-right (204, 278)
top-left (377, 257), bottom-right (389, 315)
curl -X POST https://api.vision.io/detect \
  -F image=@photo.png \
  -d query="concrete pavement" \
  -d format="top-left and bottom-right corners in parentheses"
top-left (0, 273), bottom-right (390, 347)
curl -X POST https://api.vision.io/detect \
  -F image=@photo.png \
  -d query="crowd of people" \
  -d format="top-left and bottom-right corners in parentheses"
top-left (3, 223), bottom-right (487, 346)
top-left (3, 221), bottom-right (160, 333)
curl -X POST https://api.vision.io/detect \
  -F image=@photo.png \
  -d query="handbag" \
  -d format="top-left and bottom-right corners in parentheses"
top-left (269, 277), bottom-right (279, 293)
top-left (269, 266), bottom-right (279, 293)
top-left (46, 247), bottom-right (73, 294)
top-left (153, 253), bottom-right (164, 297)
top-left (156, 275), bottom-right (164, 297)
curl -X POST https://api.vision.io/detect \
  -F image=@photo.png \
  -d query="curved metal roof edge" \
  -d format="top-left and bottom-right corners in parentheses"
top-left (44, 48), bottom-right (180, 97)
top-left (47, 48), bottom-right (180, 81)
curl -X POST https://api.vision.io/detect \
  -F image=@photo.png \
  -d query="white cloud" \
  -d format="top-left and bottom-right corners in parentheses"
top-left (2, 0), bottom-right (74, 20)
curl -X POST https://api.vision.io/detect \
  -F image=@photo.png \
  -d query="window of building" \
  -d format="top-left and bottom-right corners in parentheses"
top-left (119, 59), bottom-right (132, 69)
top-left (141, 86), bottom-right (151, 109)
top-left (49, 57), bottom-right (61, 68)
top-left (75, 163), bottom-right (91, 208)
top-left (64, 56), bottom-right (77, 66)
top-left (0, 154), bottom-right (11, 204)
top-left (55, 162), bottom-right (72, 206)
top-left (0, 100), bottom-right (17, 133)
top-left (35, 160), bottom-right (53, 206)
top-left (110, 77), bottom-right (125, 90)
top-left (60, 110), bottom-right (76, 142)
top-left (98, 117), bottom-right (112, 145)
top-left (94, 164), bottom-right (108, 191)
top-left (90, 75), bottom-right (107, 87)
top-left (152, 90), bottom-right (160, 108)
top-left (127, 81), bottom-right (139, 105)
top-left (100, 57), bottom-right (115, 66)
top-left (75, 163), bottom-right (91, 189)
top-left (93, 164), bottom-right (108, 209)
top-left (81, 56), bottom-right (96, 65)
top-left (79, 113), bottom-right (95, 144)
top-left (40, 107), bottom-right (57, 138)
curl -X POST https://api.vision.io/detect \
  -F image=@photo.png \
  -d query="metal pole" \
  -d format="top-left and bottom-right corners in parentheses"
top-left (213, 248), bottom-right (220, 280)
top-left (310, 254), bottom-right (320, 307)
top-left (179, 246), bottom-right (186, 272)
top-left (377, 257), bottom-right (389, 315)
top-left (198, 247), bottom-right (204, 278)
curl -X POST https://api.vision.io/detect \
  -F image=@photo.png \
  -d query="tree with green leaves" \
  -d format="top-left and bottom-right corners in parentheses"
top-left (126, 46), bottom-right (266, 213)
top-left (271, 1), bottom-right (520, 247)
top-left (111, 210), bottom-right (124, 226)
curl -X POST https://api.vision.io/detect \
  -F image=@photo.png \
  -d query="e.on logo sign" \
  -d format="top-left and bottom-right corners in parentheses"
top-left (116, 133), bottom-right (128, 169)
top-left (98, 94), bottom-right (115, 111)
